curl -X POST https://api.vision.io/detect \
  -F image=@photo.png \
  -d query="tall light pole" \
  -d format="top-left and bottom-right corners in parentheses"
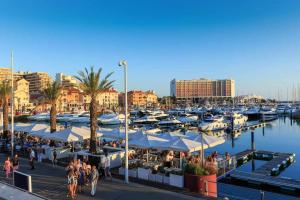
top-left (119, 60), bottom-right (128, 184)
top-left (10, 51), bottom-right (14, 159)
top-left (10, 51), bottom-right (15, 185)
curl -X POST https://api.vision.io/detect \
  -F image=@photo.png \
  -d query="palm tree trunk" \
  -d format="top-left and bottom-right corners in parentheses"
top-left (89, 96), bottom-right (97, 153)
top-left (3, 97), bottom-right (9, 135)
top-left (50, 102), bottom-right (57, 133)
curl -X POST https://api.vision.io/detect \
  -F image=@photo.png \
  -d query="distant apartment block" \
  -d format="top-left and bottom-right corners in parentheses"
top-left (58, 87), bottom-right (85, 112)
top-left (170, 78), bottom-right (235, 100)
top-left (22, 72), bottom-right (52, 99)
top-left (0, 68), bottom-right (24, 82)
top-left (56, 73), bottom-right (79, 88)
top-left (119, 90), bottom-right (158, 107)
top-left (84, 88), bottom-right (119, 109)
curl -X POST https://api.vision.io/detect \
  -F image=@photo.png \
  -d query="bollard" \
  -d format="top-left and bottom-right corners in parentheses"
top-left (260, 190), bottom-right (264, 200)
top-left (251, 129), bottom-right (255, 151)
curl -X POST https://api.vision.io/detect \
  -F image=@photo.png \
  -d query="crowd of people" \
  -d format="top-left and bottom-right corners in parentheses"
top-left (65, 153), bottom-right (111, 199)
top-left (1, 146), bottom-right (112, 199)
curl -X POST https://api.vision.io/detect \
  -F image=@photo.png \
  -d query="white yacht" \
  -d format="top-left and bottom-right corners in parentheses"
top-left (98, 113), bottom-right (125, 125)
top-left (177, 113), bottom-right (198, 124)
top-left (243, 107), bottom-right (260, 120)
top-left (225, 113), bottom-right (248, 128)
top-left (28, 113), bottom-right (50, 121)
top-left (157, 118), bottom-right (183, 127)
top-left (199, 115), bottom-right (228, 131)
top-left (276, 104), bottom-right (290, 114)
top-left (57, 113), bottom-right (77, 122)
top-left (260, 107), bottom-right (278, 121)
top-left (132, 115), bottom-right (159, 124)
top-left (70, 112), bottom-right (90, 123)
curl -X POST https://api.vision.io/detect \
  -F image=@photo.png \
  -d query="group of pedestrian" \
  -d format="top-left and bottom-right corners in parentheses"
top-left (2, 154), bottom-right (19, 178)
top-left (65, 158), bottom-right (99, 199)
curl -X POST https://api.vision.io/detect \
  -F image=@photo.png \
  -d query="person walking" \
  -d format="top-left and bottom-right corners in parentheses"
top-left (29, 148), bottom-right (35, 170)
top-left (37, 146), bottom-right (43, 163)
top-left (67, 169), bottom-right (76, 199)
top-left (78, 167), bottom-right (85, 193)
top-left (104, 152), bottom-right (112, 181)
top-left (12, 154), bottom-right (19, 171)
top-left (3, 156), bottom-right (11, 178)
top-left (52, 149), bottom-right (57, 166)
top-left (90, 165), bottom-right (99, 197)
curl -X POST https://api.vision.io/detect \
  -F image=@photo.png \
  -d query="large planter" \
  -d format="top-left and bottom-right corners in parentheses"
top-left (128, 169), bottom-right (137, 178)
top-left (163, 175), bottom-right (170, 185)
top-left (170, 174), bottom-right (184, 188)
top-left (184, 173), bottom-right (217, 198)
top-left (149, 173), bottom-right (156, 182)
top-left (118, 167), bottom-right (125, 175)
top-left (138, 168), bottom-right (150, 180)
top-left (155, 173), bottom-right (164, 183)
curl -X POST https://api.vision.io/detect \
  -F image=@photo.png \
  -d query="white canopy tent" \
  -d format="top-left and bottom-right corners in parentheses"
top-left (99, 128), bottom-right (136, 139)
top-left (128, 134), bottom-right (169, 149)
top-left (156, 132), bottom-right (188, 140)
top-left (186, 133), bottom-right (225, 148)
top-left (157, 138), bottom-right (208, 153)
top-left (47, 127), bottom-right (91, 142)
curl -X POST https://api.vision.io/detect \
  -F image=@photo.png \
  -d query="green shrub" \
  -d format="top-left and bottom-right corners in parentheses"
top-left (184, 163), bottom-right (216, 176)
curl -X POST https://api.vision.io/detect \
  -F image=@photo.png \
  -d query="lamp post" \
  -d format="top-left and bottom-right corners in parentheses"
top-left (10, 52), bottom-right (14, 159)
top-left (10, 51), bottom-right (14, 185)
top-left (119, 60), bottom-right (128, 184)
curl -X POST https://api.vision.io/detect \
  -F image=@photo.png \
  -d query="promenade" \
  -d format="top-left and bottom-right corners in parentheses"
top-left (0, 154), bottom-right (203, 200)
top-left (0, 154), bottom-right (300, 200)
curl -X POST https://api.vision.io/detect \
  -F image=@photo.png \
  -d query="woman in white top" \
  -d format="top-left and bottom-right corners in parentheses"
top-left (104, 152), bottom-right (112, 181)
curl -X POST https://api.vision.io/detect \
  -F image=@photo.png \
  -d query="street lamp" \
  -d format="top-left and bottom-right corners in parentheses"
top-left (119, 60), bottom-right (129, 184)
top-left (10, 51), bottom-right (14, 185)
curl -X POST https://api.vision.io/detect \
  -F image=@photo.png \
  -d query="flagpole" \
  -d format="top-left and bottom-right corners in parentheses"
top-left (10, 51), bottom-right (15, 185)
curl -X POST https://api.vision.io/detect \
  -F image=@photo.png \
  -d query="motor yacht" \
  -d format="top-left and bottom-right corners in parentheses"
top-left (177, 113), bottom-right (198, 124)
top-left (199, 114), bottom-right (227, 131)
top-left (260, 107), bottom-right (278, 121)
top-left (243, 107), bottom-right (260, 120)
top-left (224, 112), bottom-right (248, 129)
top-left (70, 112), bottom-right (90, 123)
top-left (132, 115), bottom-right (159, 124)
top-left (28, 113), bottom-right (50, 121)
top-left (98, 113), bottom-right (125, 125)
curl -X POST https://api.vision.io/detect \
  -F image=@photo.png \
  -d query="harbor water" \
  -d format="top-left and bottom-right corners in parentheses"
top-left (208, 116), bottom-right (300, 179)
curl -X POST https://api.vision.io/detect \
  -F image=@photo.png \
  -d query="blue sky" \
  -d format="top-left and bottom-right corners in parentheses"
top-left (0, 0), bottom-right (300, 99)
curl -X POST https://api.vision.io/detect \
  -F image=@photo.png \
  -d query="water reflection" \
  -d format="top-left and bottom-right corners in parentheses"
top-left (209, 117), bottom-right (300, 179)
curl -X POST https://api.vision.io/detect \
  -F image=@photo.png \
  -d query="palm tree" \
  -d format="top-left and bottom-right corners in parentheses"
top-left (75, 67), bottom-right (114, 153)
top-left (0, 80), bottom-right (11, 137)
top-left (42, 81), bottom-right (62, 133)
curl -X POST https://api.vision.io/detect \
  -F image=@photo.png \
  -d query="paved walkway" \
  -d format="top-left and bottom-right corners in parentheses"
top-left (0, 181), bottom-right (43, 200)
top-left (0, 154), bottom-right (203, 200)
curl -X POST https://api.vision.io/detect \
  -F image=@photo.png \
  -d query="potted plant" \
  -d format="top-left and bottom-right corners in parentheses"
top-left (128, 161), bottom-right (138, 178)
top-left (184, 162), bottom-right (217, 197)
top-left (155, 166), bottom-right (165, 183)
top-left (149, 165), bottom-right (158, 182)
top-left (170, 169), bottom-right (184, 188)
top-left (137, 162), bottom-right (151, 180)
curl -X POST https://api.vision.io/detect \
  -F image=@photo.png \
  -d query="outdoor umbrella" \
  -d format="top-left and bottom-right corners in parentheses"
top-left (186, 133), bottom-right (225, 148)
top-left (128, 134), bottom-right (169, 162)
top-left (47, 127), bottom-right (90, 142)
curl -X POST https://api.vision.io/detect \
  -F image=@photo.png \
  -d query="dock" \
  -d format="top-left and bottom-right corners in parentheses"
top-left (254, 151), bottom-right (295, 176)
top-left (225, 150), bottom-right (299, 195)
top-left (229, 171), bottom-right (300, 193)
top-left (234, 149), bottom-right (255, 166)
